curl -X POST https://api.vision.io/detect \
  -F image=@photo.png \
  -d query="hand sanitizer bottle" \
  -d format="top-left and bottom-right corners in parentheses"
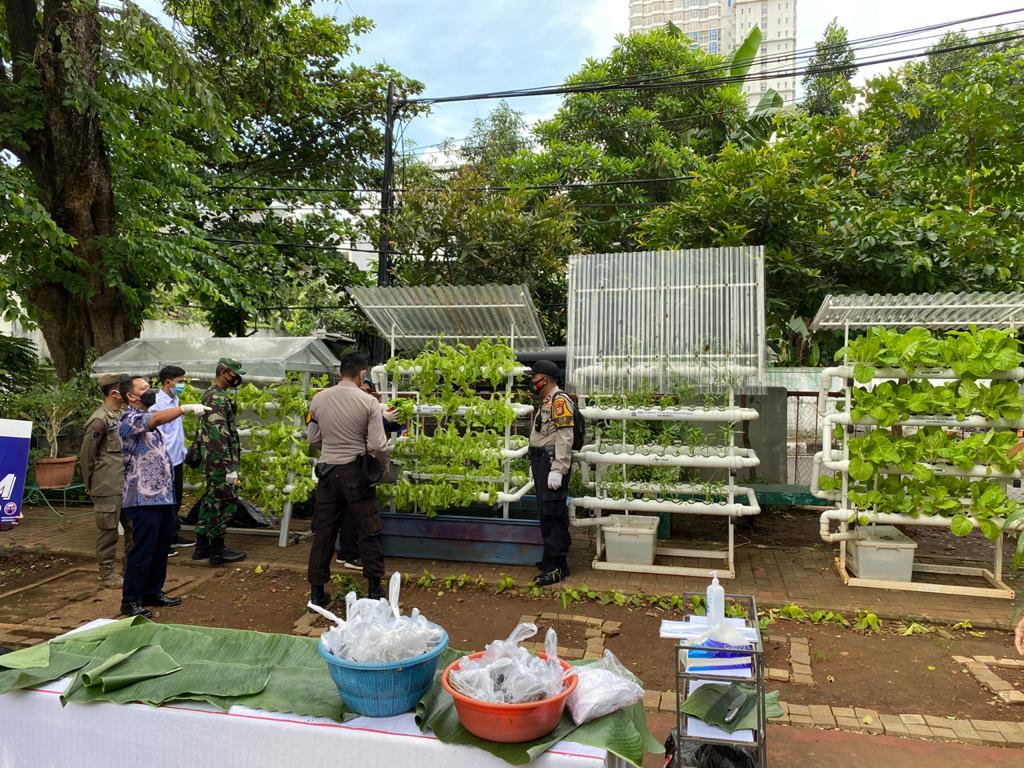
top-left (706, 571), bottom-right (725, 626)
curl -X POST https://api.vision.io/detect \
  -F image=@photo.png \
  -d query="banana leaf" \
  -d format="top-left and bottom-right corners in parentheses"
top-left (415, 659), bottom-right (661, 767)
top-left (0, 617), bottom-right (147, 671)
top-left (679, 683), bottom-right (782, 733)
top-left (0, 643), bottom-right (52, 670)
top-left (0, 642), bottom-right (99, 694)
top-left (79, 645), bottom-right (181, 693)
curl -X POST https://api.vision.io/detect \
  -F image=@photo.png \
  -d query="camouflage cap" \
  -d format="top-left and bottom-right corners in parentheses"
top-left (97, 373), bottom-right (128, 387)
top-left (218, 357), bottom-right (247, 375)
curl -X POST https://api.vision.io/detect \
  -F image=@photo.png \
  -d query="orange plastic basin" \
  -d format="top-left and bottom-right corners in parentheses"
top-left (441, 652), bottom-right (578, 743)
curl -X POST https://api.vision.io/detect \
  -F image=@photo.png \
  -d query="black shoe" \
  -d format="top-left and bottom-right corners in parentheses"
top-left (309, 586), bottom-right (331, 611)
top-left (192, 534), bottom-right (210, 560)
top-left (366, 578), bottom-right (385, 600)
top-left (342, 558), bottom-right (363, 572)
top-left (167, 549), bottom-right (179, 558)
top-left (209, 536), bottom-right (246, 566)
top-left (142, 592), bottom-right (182, 607)
top-left (170, 535), bottom-right (194, 548)
top-left (533, 569), bottom-right (566, 587)
top-left (120, 601), bottom-right (152, 618)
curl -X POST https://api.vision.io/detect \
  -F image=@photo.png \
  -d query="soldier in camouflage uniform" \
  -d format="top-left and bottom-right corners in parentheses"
top-left (192, 358), bottom-right (247, 565)
top-left (80, 373), bottom-right (133, 588)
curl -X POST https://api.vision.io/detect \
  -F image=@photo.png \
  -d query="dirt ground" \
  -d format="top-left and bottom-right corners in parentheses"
top-left (0, 549), bottom-right (90, 593)
top-left (2, 545), bottom-right (1022, 725)
top-left (131, 562), bottom-right (1024, 721)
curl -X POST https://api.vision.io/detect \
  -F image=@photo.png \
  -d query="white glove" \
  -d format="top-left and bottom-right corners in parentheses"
top-left (382, 406), bottom-right (398, 423)
top-left (225, 471), bottom-right (239, 485)
top-left (547, 470), bottom-right (563, 490)
top-left (181, 404), bottom-right (211, 414)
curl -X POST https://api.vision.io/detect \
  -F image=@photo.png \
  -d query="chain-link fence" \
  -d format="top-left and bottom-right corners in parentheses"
top-left (786, 391), bottom-right (841, 485)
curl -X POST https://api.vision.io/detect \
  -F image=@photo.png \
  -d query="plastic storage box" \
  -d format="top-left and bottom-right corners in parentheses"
top-left (603, 515), bottom-right (660, 565)
top-left (846, 525), bottom-right (917, 582)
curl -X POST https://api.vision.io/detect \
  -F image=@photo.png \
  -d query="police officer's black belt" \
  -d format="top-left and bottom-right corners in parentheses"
top-left (528, 445), bottom-right (555, 457)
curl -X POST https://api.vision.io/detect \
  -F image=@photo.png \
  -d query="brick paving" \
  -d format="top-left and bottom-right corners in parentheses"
top-left (4, 505), bottom-right (1020, 629)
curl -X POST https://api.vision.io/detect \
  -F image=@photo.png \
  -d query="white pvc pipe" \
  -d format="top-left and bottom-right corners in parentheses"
top-left (569, 490), bottom-right (760, 527)
top-left (817, 507), bottom-right (1016, 543)
top-left (572, 363), bottom-right (760, 380)
top-left (824, 411), bottom-right (1024, 431)
top-left (583, 480), bottom-right (751, 496)
top-left (822, 456), bottom-right (1021, 481)
top-left (580, 405), bottom-right (759, 422)
top-left (575, 446), bottom-right (760, 469)
top-left (414, 403), bottom-right (534, 418)
top-left (809, 453), bottom-right (841, 501)
top-left (481, 480), bottom-right (534, 505)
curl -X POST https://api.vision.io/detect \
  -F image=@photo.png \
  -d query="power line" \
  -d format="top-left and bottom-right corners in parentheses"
top-left (407, 10), bottom-right (1024, 104)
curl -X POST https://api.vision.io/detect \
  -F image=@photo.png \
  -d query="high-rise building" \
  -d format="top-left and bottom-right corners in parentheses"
top-left (628, 0), bottom-right (797, 108)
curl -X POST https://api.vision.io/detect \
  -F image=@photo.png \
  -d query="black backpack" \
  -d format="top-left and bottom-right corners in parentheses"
top-left (555, 392), bottom-right (586, 451)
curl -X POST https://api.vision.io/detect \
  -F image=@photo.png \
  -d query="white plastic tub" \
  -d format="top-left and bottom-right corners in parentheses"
top-left (847, 525), bottom-right (917, 582)
top-left (603, 515), bottom-right (660, 565)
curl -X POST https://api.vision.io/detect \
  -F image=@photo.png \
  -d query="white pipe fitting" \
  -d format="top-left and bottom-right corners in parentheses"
top-left (817, 507), bottom-right (1017, 543)
top-left (809, 453), bottom-right (841, 500)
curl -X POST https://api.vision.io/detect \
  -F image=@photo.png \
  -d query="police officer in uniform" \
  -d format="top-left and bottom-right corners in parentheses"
top-left (80, 373), bottom-right (133, 588)
top-left (193, 358), bottom-right (247, 565)
top-left (528, 360), bottom-right (574, 586)
top-left (306, 351), bottom-right (390, 606)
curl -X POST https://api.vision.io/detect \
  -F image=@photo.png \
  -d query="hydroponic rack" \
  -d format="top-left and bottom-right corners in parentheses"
top-left (809, 292), bottom-right (1024, 599)
top-left (351, 284), bottom-right (547, 519)
top-left (566, 248), bottom-right (766, 578)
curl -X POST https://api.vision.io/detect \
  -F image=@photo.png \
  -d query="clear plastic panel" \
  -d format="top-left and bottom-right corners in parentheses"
top-left (567, 248), bottom-right (766, 394)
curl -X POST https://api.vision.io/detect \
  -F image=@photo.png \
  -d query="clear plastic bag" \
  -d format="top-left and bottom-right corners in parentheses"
top-left (309, 572), bottom-right (444, 663)
top-left (448, 623), bottom-right (569, 704)
top-left (566, 649), bottom-right (644, 725)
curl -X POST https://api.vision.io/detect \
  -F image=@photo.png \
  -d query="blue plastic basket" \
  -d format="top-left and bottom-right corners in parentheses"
top-left (317, 628), bottom-right (449, 718)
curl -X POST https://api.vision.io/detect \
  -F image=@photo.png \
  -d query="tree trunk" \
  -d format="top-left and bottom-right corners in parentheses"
top-left (6, 1), bottom-right (138, 379)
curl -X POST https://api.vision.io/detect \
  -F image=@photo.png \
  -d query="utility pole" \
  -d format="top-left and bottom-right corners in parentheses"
top-left (377, 79), bottom-right (396, 287)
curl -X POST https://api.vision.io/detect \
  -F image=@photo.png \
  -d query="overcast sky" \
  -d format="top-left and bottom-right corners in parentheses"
top-left (328, 1), bottom-right (1024, 150)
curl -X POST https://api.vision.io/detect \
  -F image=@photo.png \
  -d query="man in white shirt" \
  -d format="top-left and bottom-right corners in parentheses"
top-left (151, 365), bottom-right (193, 554)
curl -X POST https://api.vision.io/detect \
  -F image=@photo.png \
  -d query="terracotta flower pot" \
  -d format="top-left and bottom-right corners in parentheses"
top-left (35, 456), bottom-right (78, 489)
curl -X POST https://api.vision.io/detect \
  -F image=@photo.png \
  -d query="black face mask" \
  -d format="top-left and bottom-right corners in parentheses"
top-left (140, 389), bottom-right (158, 409)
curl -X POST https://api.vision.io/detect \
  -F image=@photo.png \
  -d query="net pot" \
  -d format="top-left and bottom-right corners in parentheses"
top-left (441, 651), bottom-right (578, 742)
top-left (318, 628), bottom-right (449, 717)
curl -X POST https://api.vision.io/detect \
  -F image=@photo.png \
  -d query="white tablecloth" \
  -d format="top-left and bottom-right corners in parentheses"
top-left (0, 621), bottom-right (619, 768)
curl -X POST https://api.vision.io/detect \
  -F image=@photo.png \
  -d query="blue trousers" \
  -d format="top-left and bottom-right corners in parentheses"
top-left (122, 504), bottom-right (175, 603)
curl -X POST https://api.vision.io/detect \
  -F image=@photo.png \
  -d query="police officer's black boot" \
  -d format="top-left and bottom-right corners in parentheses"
top-left (192, 534), bottom-right (211, 561)
top-left (209, 536), bottom-right (246, 566)
top-left (366, 577), bottom-right (385, 600)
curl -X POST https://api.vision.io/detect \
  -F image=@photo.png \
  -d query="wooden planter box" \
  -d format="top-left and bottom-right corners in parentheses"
top-left (380, 511), bottom-right (543, 566)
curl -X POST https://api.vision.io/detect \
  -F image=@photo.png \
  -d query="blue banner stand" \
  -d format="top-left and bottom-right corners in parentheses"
top-left (0, 418), bottom-right (32, 527)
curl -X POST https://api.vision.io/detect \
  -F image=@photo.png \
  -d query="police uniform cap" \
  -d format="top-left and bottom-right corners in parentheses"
top-left (532, 360), bottom-right (560, 378)
top-left (219, 357), bottom-right (247, 375)
top-left (97, 373), bottom-right (128, 387)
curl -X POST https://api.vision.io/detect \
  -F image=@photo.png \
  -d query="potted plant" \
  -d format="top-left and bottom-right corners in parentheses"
top-left (16, 374), bottom-right (95, 488)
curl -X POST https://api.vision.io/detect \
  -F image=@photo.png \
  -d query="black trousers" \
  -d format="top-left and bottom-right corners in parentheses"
top-left (308, 465), bottom-right (384, 586)
top-left (530, 449), bottom-right (571, 573)
top-left (122, 504), bottom-right (175, 603)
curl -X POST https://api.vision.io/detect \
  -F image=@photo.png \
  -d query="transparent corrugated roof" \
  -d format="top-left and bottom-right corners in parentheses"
top-left (809, 292), bottom-right (1024, 331)
top-left (566, 248), bottom-right (766, 394)
top-left (347, 284), bottom-right (547, 351)
top-left (91, 336), bottom-right (340, 383)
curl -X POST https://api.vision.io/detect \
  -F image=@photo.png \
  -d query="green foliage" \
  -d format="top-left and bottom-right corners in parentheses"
top-left (181, 377), bottom-right (317, 517)
top-left (853, 611), bottom-right (882, 633)
top-left (802, 19), bottom-right (857, 118)
top-left (495, 574), bottom-right (515, 594)
top-left (381, 340), bottom-right (528, 518)
top-left (0, 336), bottom-right (39, 414)
top-left (837, 326), bottom-right (1023, 379)
top-left (14, 372), bottom-right (96, 458)
top-left (778, 603), bottom-right (808, 621)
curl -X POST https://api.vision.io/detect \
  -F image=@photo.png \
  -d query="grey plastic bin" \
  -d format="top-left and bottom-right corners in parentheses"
top-left (847, 525), bottom-right (917, 582)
